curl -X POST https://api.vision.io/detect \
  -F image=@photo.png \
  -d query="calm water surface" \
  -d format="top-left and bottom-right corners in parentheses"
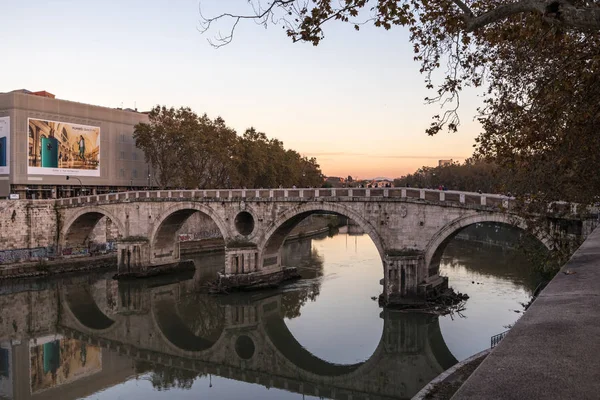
top-left (0, 227), bottom-right (539, 400)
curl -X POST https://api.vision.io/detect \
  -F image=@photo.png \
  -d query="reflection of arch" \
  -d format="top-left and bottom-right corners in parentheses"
top-left (149, 202), bottom-right (228, 255)
top-left (424, 213), bottom-right (553, 276)
top-left (61, 206), bottom-right (125, 247)
top-left (259, 202), bottom-right (386, 266)
top-left (262, 309), bottom-right (458, 380)
top-left (263, 315), bottom-right (365, 376)
top-left (151, 295), bottom-right (225, 353)
top-left (63, 286), bottom-right (116, 332)
top-left (423, 314), bottom-right (459, 371)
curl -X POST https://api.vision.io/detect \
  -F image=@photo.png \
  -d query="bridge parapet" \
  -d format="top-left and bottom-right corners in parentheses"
top-left (56, 187), bottom-right (516, 212)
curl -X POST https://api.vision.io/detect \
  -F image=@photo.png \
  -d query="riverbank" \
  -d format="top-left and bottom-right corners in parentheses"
top-left (412, 349), bottom-right (490, 400)
top-left (0, 254), bottom-right (116, 280)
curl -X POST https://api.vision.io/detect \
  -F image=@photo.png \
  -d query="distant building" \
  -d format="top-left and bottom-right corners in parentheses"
top-left (439, 159), bottom-right (453, 167)
top-left (0, 89), bottom-right (150, 199)
top-left (369, 178), bottom-right (393, 188)
top-left (323, 176), bottom-right (346, 187)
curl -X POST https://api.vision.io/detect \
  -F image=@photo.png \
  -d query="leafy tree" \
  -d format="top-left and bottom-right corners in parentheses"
top-left (135, 361), bottom-right (201, 390)
top-left (178, 115), bottom-right (238, 189)
top-left (393, 159), bottom-right (506, 192)
top-left (133, 106), bottom-right (196, 188)
top-left (233, 127), bottom-right (324, 188)
top-left (201, 1), bottom-right (600, 205)
top-left (134, 106), bottom-right (323, 189)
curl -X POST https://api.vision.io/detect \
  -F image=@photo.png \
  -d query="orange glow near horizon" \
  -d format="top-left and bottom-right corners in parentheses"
top-left (305, 153), bottom-right (468, 179)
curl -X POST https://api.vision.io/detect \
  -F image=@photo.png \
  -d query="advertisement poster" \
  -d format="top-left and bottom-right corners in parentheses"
top-left (29, 337), bottom-right (102, 394)
top-left (28, 118), bottom-right (100, 176)
top-left (0, 117), bottom-right (9, 175)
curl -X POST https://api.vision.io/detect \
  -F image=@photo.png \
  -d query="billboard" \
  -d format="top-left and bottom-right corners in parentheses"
top-left (0, 117), bottom-right (9, 175)
top-left (29, 336), bottom-right (102, 394)
top-left (28, 118), bottom-right (100, 176)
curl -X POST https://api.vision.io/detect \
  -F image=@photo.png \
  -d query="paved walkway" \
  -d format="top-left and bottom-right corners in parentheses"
top-left (453, 227), bottom-right (600, 399)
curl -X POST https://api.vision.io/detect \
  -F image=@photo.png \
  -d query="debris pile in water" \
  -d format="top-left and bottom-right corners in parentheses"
top-left (382, 287), bottom-right (469, 317)
top-left (427, 287), bottom-right (469, 316)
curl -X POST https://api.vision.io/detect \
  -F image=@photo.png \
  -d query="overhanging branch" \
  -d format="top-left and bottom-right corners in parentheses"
top-left (455, 0), bottom-right (600, 32)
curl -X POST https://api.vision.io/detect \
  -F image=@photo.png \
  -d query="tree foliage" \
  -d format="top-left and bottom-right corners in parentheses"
top-left (135, 361), bottom-right (201, 390)
top-left (134, 106), bottom-right (324, 189)
top-left (393, 159), bottom-right (506, 192)
top-left (201, 0), bottom-right (600, 205)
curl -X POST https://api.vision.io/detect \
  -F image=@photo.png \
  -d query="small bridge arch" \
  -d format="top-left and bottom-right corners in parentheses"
top-left (61, 206), bottom-right (126, 251)
top-left (424, 213), bottom-right (554, 278)
top-left (149, 202), bottom-right (229, 265)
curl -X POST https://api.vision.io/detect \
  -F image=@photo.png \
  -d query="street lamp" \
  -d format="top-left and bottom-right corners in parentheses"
top-left (66, 175), bottom-right (83, 197)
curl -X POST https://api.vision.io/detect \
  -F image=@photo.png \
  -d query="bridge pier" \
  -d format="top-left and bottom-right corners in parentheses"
top-left (217, 247), bottom-right (300, 291)
top-left (382, 253), bottom-right (447, 306)
top-left (116, 239), bottom-right (151, 277)
top-left (225, 247), bottom-right (259, 274)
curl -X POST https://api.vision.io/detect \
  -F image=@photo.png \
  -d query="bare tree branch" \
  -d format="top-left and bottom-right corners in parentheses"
top-left (199, 0), bottom-right (296, 47)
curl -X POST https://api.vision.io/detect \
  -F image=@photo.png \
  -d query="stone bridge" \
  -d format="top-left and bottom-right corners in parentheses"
top-left (55, 188), bottom-right (574, 304)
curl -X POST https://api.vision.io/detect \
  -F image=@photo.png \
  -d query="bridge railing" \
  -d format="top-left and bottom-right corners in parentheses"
top-left (55, 187), bottom-right (515, 209)
top-left (490, 329), bottom-right (510, 348)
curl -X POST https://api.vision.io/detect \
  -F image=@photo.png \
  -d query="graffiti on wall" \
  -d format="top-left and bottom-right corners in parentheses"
top-left (0, 242), bottom-right (117, 264)
top-left (61, 247), bottom-right (89, 257)
top-left (0, 246), bottom-right (56, 265)
top-left (61, 241), bottom-right (117, 257)
top-left (178, 229), bottom-right (222, 242)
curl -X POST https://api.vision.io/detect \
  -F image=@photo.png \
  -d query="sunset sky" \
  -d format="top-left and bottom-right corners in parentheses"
top-left (1, 0), bottom-right (483, 179)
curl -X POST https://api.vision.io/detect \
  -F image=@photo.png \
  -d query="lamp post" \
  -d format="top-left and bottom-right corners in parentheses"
top-left (66, 175), bottom-right (83, 197)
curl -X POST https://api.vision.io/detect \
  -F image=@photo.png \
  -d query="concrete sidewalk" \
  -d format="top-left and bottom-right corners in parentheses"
top-left (452, 227), bottom-right (600, 399)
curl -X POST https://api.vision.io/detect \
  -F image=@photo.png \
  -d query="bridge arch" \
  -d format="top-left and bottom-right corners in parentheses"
top-left (61, 206), bottom-right (126, 250)
top-left (149, 202), bottom-right (229, 263)
top-left (424, 213), bottom-right (554, 277)
top-left (150, 292), bottom-right (227, 355)
top-left (258, 201), bottom-right (387, 268)
top-left (260, 308), bottom-right (457, 385)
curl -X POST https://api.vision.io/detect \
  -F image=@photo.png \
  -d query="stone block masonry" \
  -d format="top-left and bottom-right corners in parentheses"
top-left (0, 200), bottom-right (57, 261)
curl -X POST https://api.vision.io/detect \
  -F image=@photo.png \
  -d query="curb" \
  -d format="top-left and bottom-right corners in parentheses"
top-left (411, 348), bottom-right (492, 400)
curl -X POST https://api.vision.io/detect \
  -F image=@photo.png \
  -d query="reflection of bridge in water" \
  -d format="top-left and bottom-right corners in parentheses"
top-left (0, 270), bottom-right (458, 400)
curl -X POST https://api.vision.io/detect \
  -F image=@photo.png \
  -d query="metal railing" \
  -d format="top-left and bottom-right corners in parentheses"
top-left (491, 329), bottom-right (510, 348)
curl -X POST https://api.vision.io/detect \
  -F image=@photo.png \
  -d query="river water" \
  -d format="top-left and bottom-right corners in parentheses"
top-left (0, 226), bottom-right (539, 400)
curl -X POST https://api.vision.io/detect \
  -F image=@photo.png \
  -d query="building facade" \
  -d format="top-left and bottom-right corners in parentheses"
top-left (0, 90), bottom-right (151, 198)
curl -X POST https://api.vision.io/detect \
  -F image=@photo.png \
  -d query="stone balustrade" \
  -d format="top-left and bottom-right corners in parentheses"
top-left (55, 187), bottom-right (516, 210)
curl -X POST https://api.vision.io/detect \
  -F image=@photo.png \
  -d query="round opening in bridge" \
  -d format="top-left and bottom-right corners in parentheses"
top-left (234, 211), bottom-right (255, 236)
top-left (235, 335), bottom-right (255, 360)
